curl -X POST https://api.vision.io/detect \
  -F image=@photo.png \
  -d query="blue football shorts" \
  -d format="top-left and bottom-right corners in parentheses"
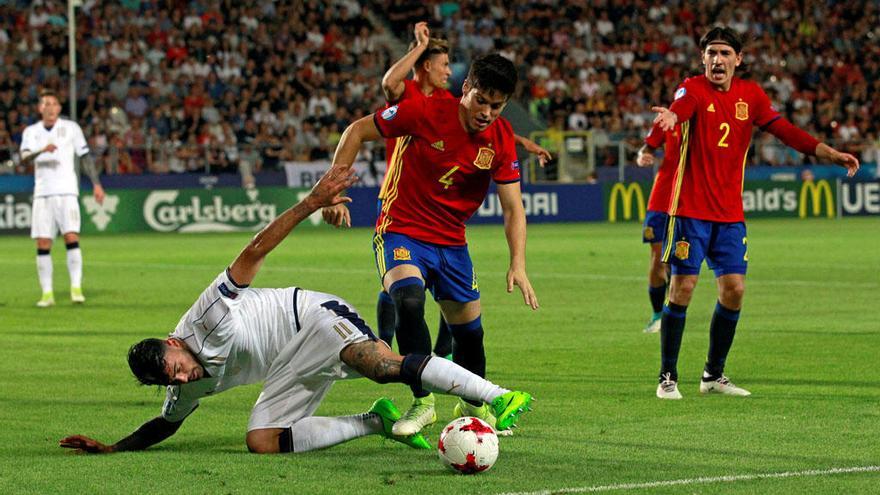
top-left (661, 216), bottom-right (748, 277)
top-left (372, 231), bottom-right (479, 303)
top-left (642, 210), bottom-right (669, 244)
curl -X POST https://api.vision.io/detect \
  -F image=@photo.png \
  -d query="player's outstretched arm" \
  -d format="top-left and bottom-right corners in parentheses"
top-left (382, 21), bottom-right (430, 103)
top-left (815, 143), bottom-right (860, 177)
top-left (60, 416), bottom-right (184, 454)
top-left (322, 116), bottom-right (383, 228)
top-left (229, 164), bottom-right (357, 285)
top-left (514, 134), bottom-right (551, 167)
top-left (497, 182), bottom-right (538, 310)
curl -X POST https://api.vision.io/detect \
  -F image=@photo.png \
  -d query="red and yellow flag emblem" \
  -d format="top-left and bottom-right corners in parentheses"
top-left (674, 241), bottom-right (690, 260)
top-left (735, 101), bottom-right (749, 121)
top-left (473, 147), bottom-right (495, 170)
top-left (393, 247), bottom-right (411, 261)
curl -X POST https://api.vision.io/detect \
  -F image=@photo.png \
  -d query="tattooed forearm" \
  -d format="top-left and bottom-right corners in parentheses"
top-left (79, 153), bottom-right (102, 187)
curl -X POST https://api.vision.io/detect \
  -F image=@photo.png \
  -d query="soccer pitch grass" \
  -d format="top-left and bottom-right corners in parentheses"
top-left (0, 218), bottom-right (877, 494)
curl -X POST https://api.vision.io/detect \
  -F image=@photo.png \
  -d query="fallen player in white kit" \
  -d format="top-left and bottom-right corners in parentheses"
top-left (59, 165), bottom-right (532, 455)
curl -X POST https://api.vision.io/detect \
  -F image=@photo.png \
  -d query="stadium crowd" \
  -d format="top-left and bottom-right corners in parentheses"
top-left (1, 0), bottom-right (879, 177)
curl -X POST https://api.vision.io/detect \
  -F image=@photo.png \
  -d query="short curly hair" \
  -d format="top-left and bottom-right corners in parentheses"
top-left (127, 338), bottom-right (169, 386)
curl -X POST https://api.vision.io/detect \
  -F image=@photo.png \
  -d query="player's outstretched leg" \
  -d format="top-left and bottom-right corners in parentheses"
top-left (369, 398), bottom-right (431, 449)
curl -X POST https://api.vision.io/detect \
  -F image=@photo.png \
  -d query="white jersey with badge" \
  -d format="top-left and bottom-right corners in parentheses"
top-left (20, 118), bottom-right (89, 197)
top-left (162, 270), bottom-right (299, 422)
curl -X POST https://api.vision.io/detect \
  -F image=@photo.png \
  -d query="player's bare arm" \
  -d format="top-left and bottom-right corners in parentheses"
top-left (321, 116), bottom-right (383, 228)
top-left (497, 182), bottom-right (538, 310)
top-left (815, 143), bottom-right (860, 176)
top-left (60, 416), bottom-right (185, 454)
top-left (79, 153), bottom-right (105, 204)
top-left (636, 144), bottom-right (657, 167)
top-left (514, 134), bottom-right (552, 167)
top-left (382, 22), bottom-right (430, 102)
top-left (230, 164), bottom-right (357, 285)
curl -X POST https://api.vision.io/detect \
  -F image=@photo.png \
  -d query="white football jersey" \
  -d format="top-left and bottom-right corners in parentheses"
top-left (162, 270), bottom-right (301, 422)
top-left (20, 118), bottom-right (89, 197)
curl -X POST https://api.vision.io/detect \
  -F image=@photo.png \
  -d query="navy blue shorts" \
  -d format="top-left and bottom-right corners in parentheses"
top-left (661, 216), bottom-right (748, 277)
top-left (642, 210), bottom-right (669, 244)
top-left (373, 231), bottom-right (479, 303)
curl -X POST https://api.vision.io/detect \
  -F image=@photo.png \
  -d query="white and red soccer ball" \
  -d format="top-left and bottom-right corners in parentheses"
top-left (437, 416), bottom-right (499, 474)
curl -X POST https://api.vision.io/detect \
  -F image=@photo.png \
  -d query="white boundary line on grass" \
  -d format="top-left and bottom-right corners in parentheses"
top-left (0, 259), bottom-right (876, 289)
top-left (494, 465), bottom-right (880, 495)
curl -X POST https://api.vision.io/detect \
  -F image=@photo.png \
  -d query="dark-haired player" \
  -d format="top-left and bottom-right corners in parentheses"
top-left (374, 22), bottom-right (550, 359)
top-left (58, 165), bottom-right (532, 455)
top-left (324, 54), bottom-right (538, 435)
top-left (651, 27), bottom-right (859, 399)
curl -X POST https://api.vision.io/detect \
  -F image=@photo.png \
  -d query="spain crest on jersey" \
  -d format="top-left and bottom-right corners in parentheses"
top-left (735, 101), bottom-right (749, 121)
top-left (393, 246), bottom-right (411, 261)
top-left (474, 147), bottom-right (495, 170)
top-left (674, 241), bottom-right (690, 260)
top-left (644, 226), bottom-right (655, 241)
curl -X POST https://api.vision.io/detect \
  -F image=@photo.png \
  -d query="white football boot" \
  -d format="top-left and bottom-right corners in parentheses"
top-left (391, 393), bottom-right (437, 436)
top-left (699, 372), bottom-right (751, 396)
top-left (656, 372), bottom-right (682, 399)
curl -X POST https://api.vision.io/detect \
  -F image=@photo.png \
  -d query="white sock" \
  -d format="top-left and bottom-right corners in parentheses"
top-left (289, 413), bottom-right (381, 453)
top-left (419, 357), bottom-right (509, 404)
top-left (66, 247), bottom-right (82, 288)
top-left (36, 254), bottom-right (53, 293)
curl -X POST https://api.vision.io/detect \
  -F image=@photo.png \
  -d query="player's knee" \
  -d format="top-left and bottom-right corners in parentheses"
top-left (720, 284), bottom-right (745, 306)
top-left (389, 278), bottom-right (426, 319)
top-left (246, 430), bottom-right (281, 454)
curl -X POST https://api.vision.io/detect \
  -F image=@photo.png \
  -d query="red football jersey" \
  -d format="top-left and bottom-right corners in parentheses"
top-left (380, 79), bottom-right (454, 201)
top-left (668, 75), bottom-right (781, 222)
top-left (373, 97), bottom-right (521, 245)
top-left (644, 122), bottom-right (680, 213)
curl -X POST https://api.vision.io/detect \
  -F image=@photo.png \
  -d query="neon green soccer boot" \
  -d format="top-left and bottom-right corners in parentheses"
top-left (369, 398), bottom-right (431, 450)
top-left (36, 291), bottom-right (55, 308)
top-left (490, 391), bottom-right (533, 431)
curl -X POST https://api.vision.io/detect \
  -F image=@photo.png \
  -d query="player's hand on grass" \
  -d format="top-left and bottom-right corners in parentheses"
top-left (59, 435), bottom-right (114, 454)
top-left (651, 106), bottom-right (677, 132)
top-left (507, 268), bottom-right (538, 310)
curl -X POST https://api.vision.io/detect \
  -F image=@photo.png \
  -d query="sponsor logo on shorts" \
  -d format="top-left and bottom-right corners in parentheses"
top-left (644, 226), bottom-right (655, 241)
top-left (735, 101), bottom-right (749, 120)
top-left (474, 147), bottom-right (495, 170)
top-left (674, 241), bottom-right (690, 260)
top-left (393, 246), bottom-right (411, 261)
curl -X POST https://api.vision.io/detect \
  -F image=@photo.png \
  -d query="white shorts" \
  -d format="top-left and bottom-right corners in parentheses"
top-left (247, 289), bottom-right (376, 431)
top-left (31, 195), bottom-right (80, 239)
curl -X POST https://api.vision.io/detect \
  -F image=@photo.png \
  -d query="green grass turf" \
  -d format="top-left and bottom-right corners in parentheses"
top-left (0, 218), bottom-right (878, 494)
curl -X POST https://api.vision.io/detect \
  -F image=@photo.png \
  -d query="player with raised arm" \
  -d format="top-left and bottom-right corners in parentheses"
top-left (651, 27), bottom-right (859, 399)
top-left (324, 54), bottom-right (538, 436)
top-left (374, 22), bottom-right (551, 359)
top-left (634, 122), bottom-right (680, 333)
top-left (59, 165), bottom-right (532, 455)
top-left (20, 89), bottom-right (105, 307)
